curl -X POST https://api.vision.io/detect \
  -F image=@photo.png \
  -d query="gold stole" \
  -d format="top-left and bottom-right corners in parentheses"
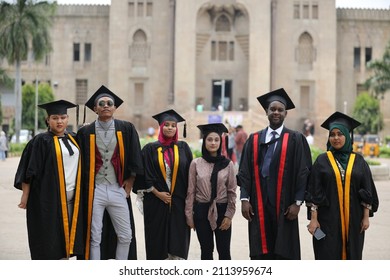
top-left (54, 135), bottom-right (82, 257)
top-left (326, 151), bottom-right (356, 260)
top-left (157, 145), bottom-right (179, 207)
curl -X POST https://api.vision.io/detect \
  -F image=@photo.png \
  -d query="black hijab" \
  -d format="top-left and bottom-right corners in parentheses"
top-left (201, 132), bottom-right (230, 202)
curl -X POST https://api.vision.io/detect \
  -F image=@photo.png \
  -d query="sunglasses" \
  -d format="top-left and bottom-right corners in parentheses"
top-left (98, 100), bottom-right (114, 107)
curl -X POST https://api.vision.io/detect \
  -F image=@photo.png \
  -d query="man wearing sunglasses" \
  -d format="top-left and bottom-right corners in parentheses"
top-left (77, 85), bottom-right (144, 260)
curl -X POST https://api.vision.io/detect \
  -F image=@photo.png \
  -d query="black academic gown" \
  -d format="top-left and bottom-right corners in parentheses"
top-left (133, 141), bottom-right (192, 259)
top-left (14, 132), bottom-right (84, 260)
top-left (237, 127), bottom-right (312, 260)
top-left (76, 119), bottom-right (144, 260)
top-left (305, 152), bottom-right (379, 259)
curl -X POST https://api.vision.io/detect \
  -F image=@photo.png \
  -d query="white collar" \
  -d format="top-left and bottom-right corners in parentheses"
top-left (267, 125), bottom-right (283, 137)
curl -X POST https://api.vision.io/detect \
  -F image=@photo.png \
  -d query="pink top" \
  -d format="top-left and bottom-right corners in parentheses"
top-left (185, 157), bottom-right (237, 230)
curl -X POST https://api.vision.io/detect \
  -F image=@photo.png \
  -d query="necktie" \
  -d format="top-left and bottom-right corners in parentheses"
top-left (60, 136), bottom-right (75, 156)
top-left (261, 131), bottom-right (277, 177)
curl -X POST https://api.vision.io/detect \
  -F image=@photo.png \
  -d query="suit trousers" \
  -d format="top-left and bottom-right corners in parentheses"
top-left (90, 183), bottom-right (132, 260)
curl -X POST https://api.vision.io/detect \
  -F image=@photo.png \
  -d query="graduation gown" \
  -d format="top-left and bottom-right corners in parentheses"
top-left (305, 152), bottom-right (379, 259)
top-left (237, 128), bottom-right (312, 259)
top-left (14, 132), bottom-right (84, 259)
top-left (76, 119), bottom-right (144, 260)
top-left (134, 141), bottom-right (193, 259)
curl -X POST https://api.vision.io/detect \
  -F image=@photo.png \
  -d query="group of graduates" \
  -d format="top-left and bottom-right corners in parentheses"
top-left (14, 85), bottom-right (379, 260)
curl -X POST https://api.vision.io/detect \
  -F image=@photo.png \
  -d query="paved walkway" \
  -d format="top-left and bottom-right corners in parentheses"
top-left (0, 156), bottom-right (389, 260)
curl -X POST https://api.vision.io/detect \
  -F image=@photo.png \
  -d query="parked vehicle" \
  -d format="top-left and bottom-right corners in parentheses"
top-left (353, 134), bottom-right (364, 155)
top-left (10, 129), bottom-right (32, 144)
top-left (363, 134), bottom-right (380, 157)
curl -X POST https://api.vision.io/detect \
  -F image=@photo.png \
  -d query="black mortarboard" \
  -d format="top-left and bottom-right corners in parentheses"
top-left (152, 109), bottom-right (187, 138)
top-left (38, 99), bottom-right (77, 115)
top-left (321, 111), bottom-right (361, 131)
top-left (38, 99), bottom-right (79, 127)
top-left (85, 85), bottom-right (124, 112)
top-left (197, 123), bottom-right (228, 136)
top-left (257, 88), bottom-right (295, 111)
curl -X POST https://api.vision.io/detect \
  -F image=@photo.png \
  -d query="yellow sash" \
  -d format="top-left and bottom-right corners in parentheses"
top-left (157, 145), bottom-right (179, 206)
top-left (326, 151), bottom-right (356, 259)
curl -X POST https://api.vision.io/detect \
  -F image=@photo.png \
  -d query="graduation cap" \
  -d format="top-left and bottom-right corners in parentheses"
top-left (197, 123), bottom-right (228, 136)
top-left (257, 88), bottom-right (295, 111)
top-left (85, 85), bottom-right (123, 111)
top-left (152, 109), bottom-right (187, 138)
top-left (38, 99), bottom-right (77, 115)
top-left (321, 111), bottom-right (361, 145)
top-left (321, 111), bottom-right (361, 131)
top-left (83, 85), bottom-right (124, 123)
top-left (38, 99), bottom-right (79, 127)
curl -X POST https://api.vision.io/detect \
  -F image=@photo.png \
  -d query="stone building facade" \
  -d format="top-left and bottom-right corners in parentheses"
top-left (1, 0), bottom-right (390, 147)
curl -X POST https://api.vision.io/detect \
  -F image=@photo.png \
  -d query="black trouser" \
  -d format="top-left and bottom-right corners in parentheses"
top-left (250, 177), bottom-right (286, 260)
top-left (193, 202), bottom-right (231, 260)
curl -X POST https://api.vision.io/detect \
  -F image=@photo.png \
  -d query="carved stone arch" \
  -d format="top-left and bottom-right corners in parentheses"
top-left (215, 13), bottom-right (231, 32)
top-left (296, 31), bottom-right (315, 67)
top-left (129, 28), bottom-right (150, 66)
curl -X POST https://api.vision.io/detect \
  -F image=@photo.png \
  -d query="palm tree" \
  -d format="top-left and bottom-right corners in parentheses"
top-left (365, 41), bottom-right (390, 98)
top-left (0, 0), bottom-right (56, 143)
top-left (0, 67), bottom-right (12, 86)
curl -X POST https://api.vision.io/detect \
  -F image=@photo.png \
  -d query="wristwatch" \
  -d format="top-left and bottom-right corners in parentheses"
top-left (295, 200), bottom-right (303, 206)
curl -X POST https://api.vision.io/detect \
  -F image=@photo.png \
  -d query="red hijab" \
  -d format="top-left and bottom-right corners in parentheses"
top-left (158, 121), bottom-right (178, 168)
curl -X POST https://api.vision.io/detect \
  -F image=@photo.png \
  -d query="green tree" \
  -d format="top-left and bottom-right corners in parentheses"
top-left (365, 41), bottom-right (390, 98)
top-left (352, 92), bottom-right (383, 135)
top-left (0, 0), bottom-right (56, 143)
top-left (22, 82), bottom-right (54, 131)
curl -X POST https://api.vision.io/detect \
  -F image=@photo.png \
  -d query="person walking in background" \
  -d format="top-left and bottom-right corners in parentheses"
top-left (305, 111), bottom-right (379, 260)
top-left (185, 123), bottom-right (237, 260)
top-left (76, 85), bottom-right (144, 260)
top-left (0, 130), bottom-right (8, 161)
top-left (234, 124), bottom-right (247, 164)
top-left (237, 88), bottom-right (312, 260)
top-left (14, 100), bottom-right (84, 259)
top-left (134, 109), bottom-right (192, 260)
top-left (226, 126), bottom-right (236, 163)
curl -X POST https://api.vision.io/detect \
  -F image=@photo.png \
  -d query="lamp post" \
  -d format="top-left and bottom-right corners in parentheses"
top-left (213, 79), bottom-right (225, 113)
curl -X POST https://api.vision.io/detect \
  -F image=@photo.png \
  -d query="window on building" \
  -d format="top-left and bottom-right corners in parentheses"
top-left (312, 4), bottom-right (318, 19)
top-left (218, 41), bottom-right (227, 61)
top-left (211, 41), bottom-right (234, 61)
top-left (211, 41), bottom-right (217, 60)
top-left (229, 42), bottom-right (234, 60)
top-left (73, 43), bottom-right (80, 61)
top-left (137, 1), bottom-right (144, 17)
top-left (128, 2), bottom-right (135, 17)
top-left (134, 82), bottom-right (144, 106)
top-left (303, 4), bottom-right (309, 19)
top-left (297, 32), bottom-right (314, 65)
top-left (146, 1), bottom-right (153, 17)
top-left (293, 3), bottom-right (300, 19)
top-left (45, 54), bottom-right (51, 66)
top-left (84, 43), bottom-right (92, 62)
top-left (354, 47), bottom-right (361, 70)
top-left (365, 47), bottom-right (372, 65)
top-left (300, 85), bottom-right (310, 111)
top-left (76, 79), bottom-right (88, 104)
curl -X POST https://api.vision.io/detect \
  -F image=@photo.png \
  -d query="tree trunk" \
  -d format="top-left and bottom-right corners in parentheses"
top-left (14, 60), bottom-right (22, 144)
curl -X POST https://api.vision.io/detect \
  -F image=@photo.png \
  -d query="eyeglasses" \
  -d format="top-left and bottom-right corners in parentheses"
top-left (98, 100), bottom-right (114, 107)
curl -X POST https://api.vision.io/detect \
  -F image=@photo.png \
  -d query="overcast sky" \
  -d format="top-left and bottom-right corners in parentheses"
top-left (53, 0), bottom-right (390, 9)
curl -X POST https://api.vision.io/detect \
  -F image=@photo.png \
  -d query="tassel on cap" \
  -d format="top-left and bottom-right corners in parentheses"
top-left (83, 105), bottom-right (86, 125)
top-left (183, 122), bottom-right (187, 138)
